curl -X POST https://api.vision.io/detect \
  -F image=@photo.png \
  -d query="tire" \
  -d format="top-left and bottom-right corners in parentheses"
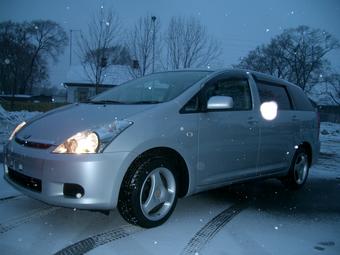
top-left (282, 148), bottom-right (310, 190)
top-left (118, 157), bottom-right (178, 228)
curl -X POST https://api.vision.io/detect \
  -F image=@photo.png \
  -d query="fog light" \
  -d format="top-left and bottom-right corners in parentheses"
top-left (63, 183), bottom-right (84, 198)
top-left (4, 166), bottom-right (9, 174)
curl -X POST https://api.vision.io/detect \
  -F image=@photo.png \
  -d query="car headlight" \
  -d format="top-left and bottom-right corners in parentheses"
top-left (9, 121), bottom-right (26, 141)
top-left (53, 119), bottom-right (133, 154)
top-left (53, 131), bottom-right (99, 154)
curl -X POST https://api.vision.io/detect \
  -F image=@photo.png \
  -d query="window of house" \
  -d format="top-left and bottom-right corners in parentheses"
top-left (77, 87), bottom-right (89, 102)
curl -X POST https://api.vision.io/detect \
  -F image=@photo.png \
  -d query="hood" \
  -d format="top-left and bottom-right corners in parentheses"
top-left (16, 103), bottom-right (155, 145)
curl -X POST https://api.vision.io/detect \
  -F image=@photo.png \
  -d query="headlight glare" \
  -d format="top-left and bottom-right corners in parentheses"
top-left (53, 131), bottom-right (99, 154)
top-left (53, 119), bottom-right (133, 154)
top-left (9, 121), bottom-right (26, 140)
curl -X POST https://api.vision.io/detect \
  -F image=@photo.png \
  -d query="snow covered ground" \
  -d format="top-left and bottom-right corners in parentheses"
top-left (0, 106), bottom-right (41, 152)
top-left (0, 117), bottom-right (339, 254)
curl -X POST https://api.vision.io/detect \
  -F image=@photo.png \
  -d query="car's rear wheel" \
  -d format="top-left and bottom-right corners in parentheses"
top-left (282, 148), bottom-right (309, 190)
top-left (118, 157), bottom-right (177, 228)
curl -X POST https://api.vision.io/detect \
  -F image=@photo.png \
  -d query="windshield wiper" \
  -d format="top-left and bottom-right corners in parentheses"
top-left (88, 100), bottom-right (161, 105)
top-left (89, 100), bottom-right (126, 104)
top-left (130, 101), bottom-right (161, 104)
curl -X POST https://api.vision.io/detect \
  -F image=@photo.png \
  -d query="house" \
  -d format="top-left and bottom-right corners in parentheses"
top-left (64, 65), bottom-right (132, 103)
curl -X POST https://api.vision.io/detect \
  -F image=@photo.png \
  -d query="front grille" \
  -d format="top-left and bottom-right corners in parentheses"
top-left (7, 168), bottom-right (42, 192)
top-left (15, 137), bottom-right (52, 149)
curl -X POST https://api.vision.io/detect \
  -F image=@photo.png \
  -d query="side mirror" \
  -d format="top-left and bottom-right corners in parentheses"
top-left (207, 96), bottom-right (234, 110)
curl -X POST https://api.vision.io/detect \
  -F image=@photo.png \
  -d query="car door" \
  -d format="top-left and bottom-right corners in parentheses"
top-left (256, 81), bottom-right (298, 174)
top-left (196, 73), bottom-right (260, 187)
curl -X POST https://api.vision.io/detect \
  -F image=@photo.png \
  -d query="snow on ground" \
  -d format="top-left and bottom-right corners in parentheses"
top-left (0, 120), bottom-right (339, 255)
top-left (0, 106), bottom-right (41, 152)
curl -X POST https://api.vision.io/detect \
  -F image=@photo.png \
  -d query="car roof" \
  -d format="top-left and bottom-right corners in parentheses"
top-left (212, 68), bottom-right (301, 89)
top-left (153, 68), bottom-right (301, 90)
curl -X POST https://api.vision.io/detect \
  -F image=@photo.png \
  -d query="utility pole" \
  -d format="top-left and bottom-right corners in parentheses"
top-left (4, 58), bottom-right (15, 110)
top-left (151, 16), bottom-right (156, 73)
top-left (69, 29), bottom-right (81, 65)
top-left (69, 29), bottom-right (72, 65)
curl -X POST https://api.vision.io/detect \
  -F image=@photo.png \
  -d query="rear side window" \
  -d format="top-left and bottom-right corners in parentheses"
top-left (257, 82), bottom-right (292, 110)
top-left (288, 85), bottom-right (315, 111)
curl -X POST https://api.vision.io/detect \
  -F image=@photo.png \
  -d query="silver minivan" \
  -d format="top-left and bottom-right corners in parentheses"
top-left (3, 69), bottom-right (320, 228)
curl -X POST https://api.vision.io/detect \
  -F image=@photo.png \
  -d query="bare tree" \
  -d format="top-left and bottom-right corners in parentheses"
top-left (278, 26), bottom-right (339, 91)
top-left (0, 20), bottom-right (67, 96)
top-left (25, 20), bottom-right (68, 93)
top-left (126, 15), bottom-right (161, 77)
top-left (1, 21), bottom-right (30, 95)
top-left (237, 26), bottom-right (340, 92)
top-left (78, 8), bottom-right (122, 93)
top-left (165, 16), bottom-right (221, 69)
top-left (237, 39), bottom-right (289, 79)
top-left (324, 72), bottom-right (340, 105)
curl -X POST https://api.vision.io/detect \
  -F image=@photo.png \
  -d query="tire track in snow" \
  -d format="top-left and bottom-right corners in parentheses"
top-left (0, 206), bottom-right (59, 234)
top-left (0, 195), bottom-right (23, 204)
top-left (180, 203), bottom-right (246, 255)
top-left (54, 224), bottom-right (144, 255)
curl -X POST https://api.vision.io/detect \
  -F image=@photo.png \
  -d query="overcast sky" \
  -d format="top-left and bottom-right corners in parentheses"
top-left (1, 0), bottom-right (340, 87)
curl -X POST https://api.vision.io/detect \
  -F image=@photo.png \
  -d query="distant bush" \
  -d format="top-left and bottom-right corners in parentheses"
top-left (317, 105), bottom-right (340, 123)
top-left (0, 101), bottom-right (68, 112)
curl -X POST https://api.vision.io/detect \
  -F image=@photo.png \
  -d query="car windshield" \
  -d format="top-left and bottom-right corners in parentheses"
top-left (90, 71), bottom-right (211, 104)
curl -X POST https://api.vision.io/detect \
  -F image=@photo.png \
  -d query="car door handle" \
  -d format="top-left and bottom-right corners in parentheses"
top-left (292, 115), bottom-right (298, 121)
top-left (247, 117), bottom-right (258, 125)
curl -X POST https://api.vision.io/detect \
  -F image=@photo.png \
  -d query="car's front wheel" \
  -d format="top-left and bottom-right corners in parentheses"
top-left (282, 148), bottom-right (310, 190)
top-left (118, 157), bottom-right (177, 228)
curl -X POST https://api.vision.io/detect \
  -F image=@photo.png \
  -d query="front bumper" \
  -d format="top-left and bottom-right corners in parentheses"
top-left (3, 142), bottom-right (132, 210)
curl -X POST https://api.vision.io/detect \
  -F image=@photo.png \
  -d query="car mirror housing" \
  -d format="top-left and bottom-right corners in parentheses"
top-left (207, 96), bottom-right (234, 110)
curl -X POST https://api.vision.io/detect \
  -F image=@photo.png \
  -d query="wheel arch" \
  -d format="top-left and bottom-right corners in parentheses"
top-left (299, 142), bottom-right (313, 167)
top-left (122, 147), bottom-right (190, 198)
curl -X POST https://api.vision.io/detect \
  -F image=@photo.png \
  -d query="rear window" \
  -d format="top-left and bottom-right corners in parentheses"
top-left (257, 82), bottom-right (292, 110)
top-left (288, 85), bottom-right (315, 111)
